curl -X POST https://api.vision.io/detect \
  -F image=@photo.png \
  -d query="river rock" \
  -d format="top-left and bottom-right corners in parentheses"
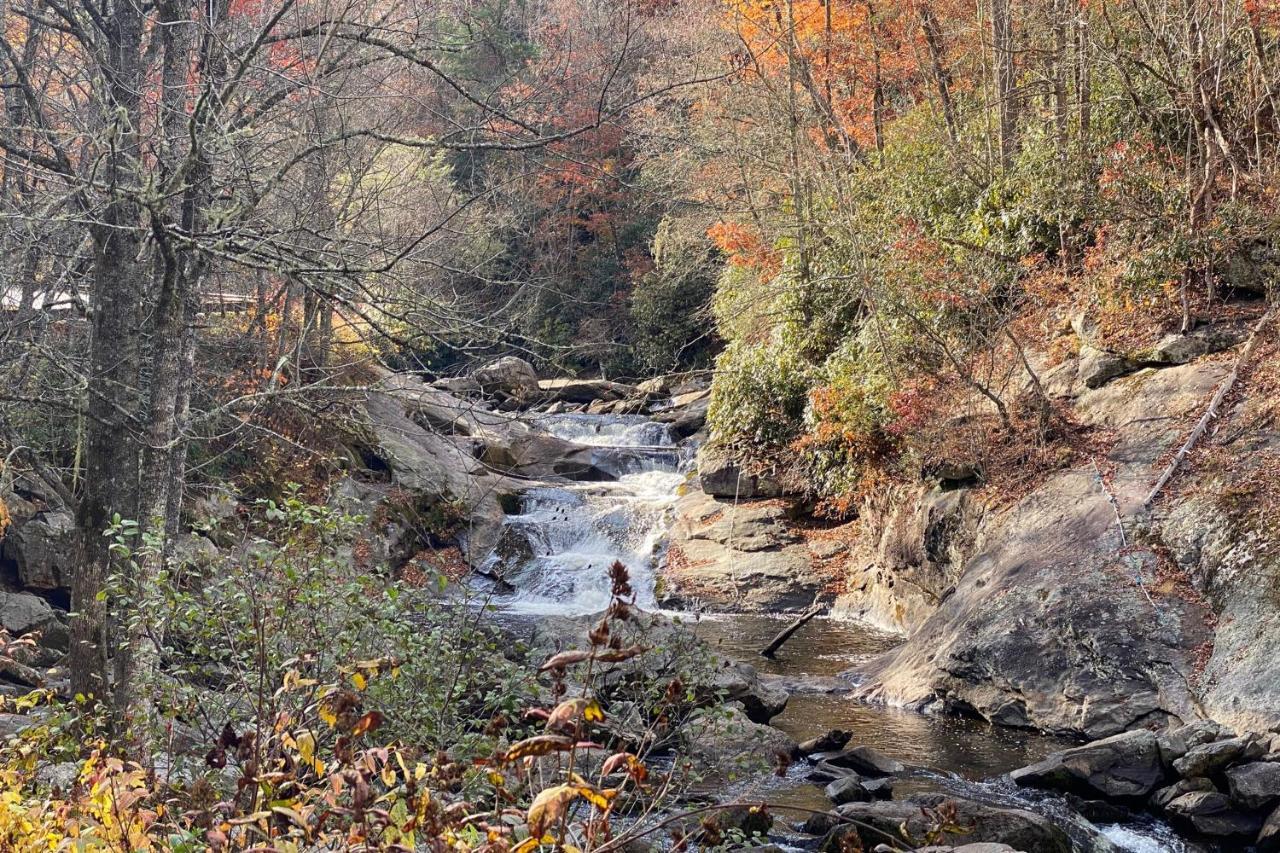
top-left (472, 356), bottom-right (540, 399)
top-left (797, 729), bottom-right (852, 757)
top-left (815, 745), bottom-right (905, 777)
top-left (652, 388), bottom-right (711, 438)
top-left (1164, 791), bottom-right (1263, 837)
top-left (696, 445), bottom-right (790, 498)
top-left (538, 378), bottom-right (638, 405)
top-left (660, 491), bottom-right (832, 612)
top-left (1010, 730), bottom-right (1166, 800)
top-left (678, 703), bottom-right (796, 783)
top-left (1152, 776), bottom-right (1217, 811)
top-left (1173, 734), bottom-right (1268, 778)
top-left (824, 774), bottom-right (871, 805)
top-left (700, 662), bottom-right (789, 724)
top-left (1259, 803), bottom-right (1280, 853)
top-left (823, 796), bottom-right (1071, 853)
top-left (1226, 761), bottom-right (1280, 811)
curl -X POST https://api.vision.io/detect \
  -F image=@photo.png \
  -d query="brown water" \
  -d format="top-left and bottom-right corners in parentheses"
top-left (684, 613), bottom-right (1077, 790)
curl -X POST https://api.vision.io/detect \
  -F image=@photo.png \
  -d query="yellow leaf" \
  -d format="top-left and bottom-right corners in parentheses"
top-left (318, 705), bottom-right (337, 728)
top-left (574, 785), bottom-right (616, 811)
top-left (527, 785), bottom-right (579, 836)
top-left (583, 699), bottom-right (604, 723)
top-left (504, 735), bottom-right (575, 762)
top-left (352, 672), bottom-right (367, 691)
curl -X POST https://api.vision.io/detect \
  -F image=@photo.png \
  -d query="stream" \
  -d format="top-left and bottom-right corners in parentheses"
top-left (480, 412), bottom-right (1190, 853)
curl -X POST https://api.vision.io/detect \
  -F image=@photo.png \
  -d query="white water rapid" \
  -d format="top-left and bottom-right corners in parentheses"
top-left (483, 413), bottom-right (686, 615)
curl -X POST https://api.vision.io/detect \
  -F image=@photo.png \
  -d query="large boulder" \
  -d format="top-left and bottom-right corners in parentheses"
top-left (471, 357), bottom-right (540, 400)
top-left (1151, 321), bottom-right (1249, 365)
top-left (1164, 791), bottom-right (1263, 837)
top-left (677, 702), bottom-right (796, 784)
top-left (696, 445), bottom-right (790, 499)
top-left (1010, 730), bottom-right (1167, 800)
top-left (0, 591), bottom-right (57, 637)
top-left (1225, 761), bottom-right (1280, 811)
top-left (538, 378), bottom-right (639, 405)
top-left (1172, 734), bottom-right (1267, 778)
top-left (853, 362), bottom-right (1229, 737)
top-left (660, 491), bottom-right (833, 612)
top-left (2, 510), bottom-right (76, 591)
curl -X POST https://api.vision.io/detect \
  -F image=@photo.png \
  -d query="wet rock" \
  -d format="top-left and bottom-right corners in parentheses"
top-left (796, 729), bottom-right (852, 757)
top-left (652, 388), bottom-right (711, 437)
top-left (1078, 345), bottom-right (1136, 389)
top-left (800, 811), bottom-right (839, 835)
top-left (824, 774), bottom-right (871, 805)
top-left (916, 846), bottom-right (1018, 853)
top-left (1164, 791), bottom-right (1263, 837)
top-left (472, 356), bottom-right (540, 399)
top-left (823, 796), bottom-right (1070, 853)
top-left (701, 662), bottom-right (788, 724)
top-left (1226, 761), bottom-right (1280, 811)
top-left (861, 777), bottom-right (894, 800)
top-left (1259, 803), bottom-right (1280, 853)
top-left (1152, 776), bottom-right (1217, 811)
top-left (1065, 793), bottom-right (1132, 824)
top-left (696, 445), bottom-right (790, 499)
top-left (816, 745), bottom-right (905, 777)
top-left (1173, 734), bottom-right (1267, 778)
top-left (809, 759), bottom-right (859, 783)
top-left (1010, 730), bottom-right (1166, 800)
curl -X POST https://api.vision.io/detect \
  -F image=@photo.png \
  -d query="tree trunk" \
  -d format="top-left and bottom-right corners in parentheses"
top-left (992, 0), bottom-right (1018, 169)
top-left (71, 0), bottom-right (147, 705)
top-left (920, 4), bottom-right (959, 144)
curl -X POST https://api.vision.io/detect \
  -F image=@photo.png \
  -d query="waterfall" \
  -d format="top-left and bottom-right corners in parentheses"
top-left (484, 413), bottom-right (687, 615)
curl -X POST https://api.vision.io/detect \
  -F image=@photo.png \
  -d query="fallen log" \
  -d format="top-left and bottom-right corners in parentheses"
top-left (760, 603), bottom-right (825, 658)
top-left (1144, 307), bottom-right (1276, 507)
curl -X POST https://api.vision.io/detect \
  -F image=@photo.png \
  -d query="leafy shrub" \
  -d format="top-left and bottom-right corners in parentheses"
top-left (707, 338), bottom-right (810, 451)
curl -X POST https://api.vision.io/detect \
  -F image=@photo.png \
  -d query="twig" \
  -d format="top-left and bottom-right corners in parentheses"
top-left (1144, 307), bottom-right (1276, 507)
top-left (1090, 457), bottom-right (1127, 548)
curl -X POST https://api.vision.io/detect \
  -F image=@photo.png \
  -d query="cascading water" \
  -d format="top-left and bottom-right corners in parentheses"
top-left (484, 412), bottom-right (1189, 853)
top-left (483, 413), bottom-right (687, 615)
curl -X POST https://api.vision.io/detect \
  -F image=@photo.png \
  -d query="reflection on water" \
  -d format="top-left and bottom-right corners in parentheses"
top-left (686, 612), bottom-right (1076, 779)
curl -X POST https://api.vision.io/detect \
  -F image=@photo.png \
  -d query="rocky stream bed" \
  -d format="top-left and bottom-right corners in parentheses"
top-left (4, 346), bottom-right (1280, 851)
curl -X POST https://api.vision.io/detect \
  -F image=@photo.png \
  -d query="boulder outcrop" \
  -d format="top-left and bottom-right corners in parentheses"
top-left (659, 490), bottom-right (834, 612)
top-left (851, 357), bottom-right (1253, 737)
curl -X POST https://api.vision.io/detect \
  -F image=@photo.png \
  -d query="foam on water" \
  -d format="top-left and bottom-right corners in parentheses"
top-left (486, 414), bottom-right (685, 616)
top-left (1099, 823), bottom-right (1187, 853)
